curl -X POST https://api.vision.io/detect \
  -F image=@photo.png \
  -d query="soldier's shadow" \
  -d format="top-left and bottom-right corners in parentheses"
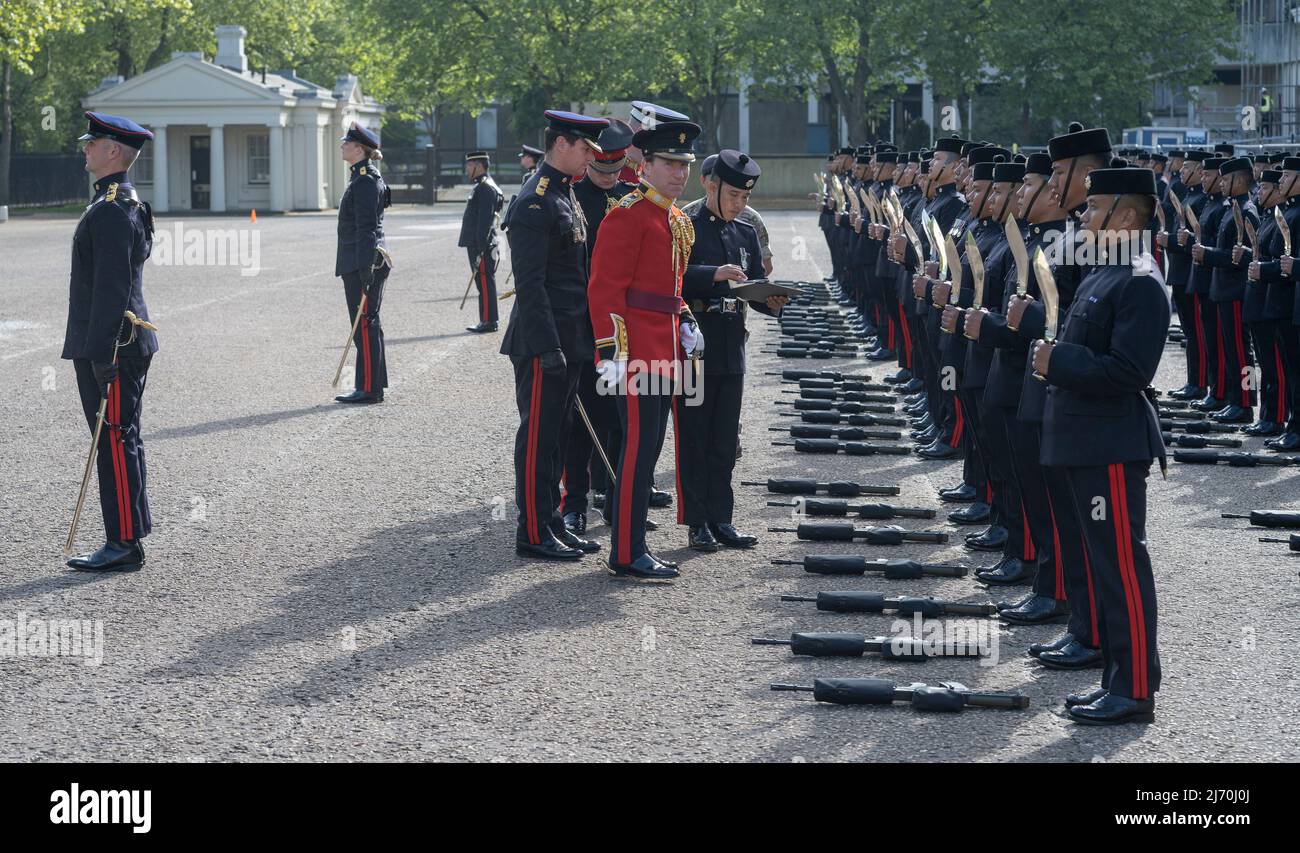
top-left (143, 404), bottom-right (332, 442)
top-left (145, 505), bottom-right (629, 703)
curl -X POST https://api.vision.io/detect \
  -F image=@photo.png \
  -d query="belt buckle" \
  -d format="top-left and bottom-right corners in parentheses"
top-left (721, 297), bottom-right (739, 314)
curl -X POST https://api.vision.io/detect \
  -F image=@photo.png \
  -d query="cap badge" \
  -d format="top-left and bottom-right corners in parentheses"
top-left (678, 132), bottom-right (686, 144)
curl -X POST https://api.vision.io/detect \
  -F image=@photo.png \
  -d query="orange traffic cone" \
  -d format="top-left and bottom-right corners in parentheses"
top-left (250, 209), bottom-right (257, 223)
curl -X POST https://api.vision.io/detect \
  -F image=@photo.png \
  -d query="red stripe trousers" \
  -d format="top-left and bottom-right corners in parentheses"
top-left (1064, 461), bottom-right (1160, 700)
top-left (73, 357), bottom-right (153, 542)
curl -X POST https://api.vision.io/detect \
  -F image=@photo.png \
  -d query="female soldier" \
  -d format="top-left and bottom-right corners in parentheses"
top-left (335, 122), bottom-right (392, 404)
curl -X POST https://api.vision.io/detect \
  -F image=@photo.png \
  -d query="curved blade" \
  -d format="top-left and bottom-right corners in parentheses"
top-left (926, 216), bottom-right (947, 279)
top-left (1245, 218), bottom-right (1257, 252)
top-left (942, 232), bottom-right (963, 301)
top-left (1231, 199), bottom-right (1245, 248)
top-left (965, 231), bottom-right (985, 307)
top-left (1275, 206), bottom-right (1292, 256)
top-left (1153, 199), bottom-right (1167, 234)
top-left (1004, 212), bottom-right (1029, 295)
top-left (904, 218), bottom-right (924, 263)
top-left (1032, 247), bottom-right (1059, 341)
top-left (1185, 202), bottom-right (1201, 242)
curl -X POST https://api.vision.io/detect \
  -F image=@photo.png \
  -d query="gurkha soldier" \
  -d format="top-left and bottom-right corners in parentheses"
top-left (1243, 168), bottom-right (1291, 436)
top-left (1251, 158), bottom-right (1300, 450)
top-left (1162, 150), bottom-right (1212, 400)
top-left (1187, 154), bottom-right (1232, 413)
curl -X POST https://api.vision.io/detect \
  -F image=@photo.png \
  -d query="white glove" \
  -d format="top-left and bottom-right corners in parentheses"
top-left (595, 359), bottom-right (627, 394)
top-left (680, 321), bottom-right (704, 357)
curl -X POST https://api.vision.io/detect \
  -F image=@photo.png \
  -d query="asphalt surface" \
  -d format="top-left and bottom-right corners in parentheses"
top-left (1, 204), bottom-right (1297, 762)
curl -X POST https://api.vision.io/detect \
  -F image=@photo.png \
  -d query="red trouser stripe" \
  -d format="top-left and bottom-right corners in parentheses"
top-left (950, 398), bottom-right (964, 447)
top-left (1046, 489), bottom-right (1065, 600)
top-left (360, 306), bottom-right (373, 392)
top-left (1021, 503), bottom-right (1035, 561)
top-left (1215, 306), bottom-right (1226, 398)
top-left (672, 394), bottom-right (685, 526)
top-left (109, 382), bottom-right (132, 541)
top-left (1192, 295), bottom-right (1207, 387)
top-left (525, 358), bottom-right (542, 544)
top-left (618, 386), bottom-right (642, 564)
top-left (1233, 302), bottom-right (1249, 406)
top-left (479, 256), bottom-right (489, 323)
top-left (886, 313), bottom-right (896, 350)
top-left (1276, 341), bottom-right (1287, 423)
top-left (1108, 463), bottom-right (1147, 699)
top-left (897, 304), bottom-right (913, 368)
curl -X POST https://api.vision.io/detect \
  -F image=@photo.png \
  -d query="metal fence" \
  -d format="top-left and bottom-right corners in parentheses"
top-left (8, 153), bottom-right (88, 208)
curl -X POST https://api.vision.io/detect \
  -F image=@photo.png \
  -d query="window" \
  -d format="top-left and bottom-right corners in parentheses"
top-left (134, 128), bottom-right (153, 183)
top-left (247, 133), bottom-right (270, 184)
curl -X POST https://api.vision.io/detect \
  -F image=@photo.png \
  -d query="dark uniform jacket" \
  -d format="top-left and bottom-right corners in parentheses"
top-left (573, 176), bottom-right (636, 260)
top-left (1040, 251), bottom-right (1169, 467)
top-left (335, 161), bottom-right (390, 276)
top-left (1188, 193), bottom-right (1227, 296)
top-left (458, 173), bottom-right (503, 254)
top-left (960, 220), bottom-right (1012, 390)
top-left (62, 172), bottom-right (158, 363)
top-left (500, 162), bottom-right (594, 362)
top-left (1164, 185), bottom-right (1203, 289)
top-left (1256, 196), bottom-right (1300, 322)
top-left (979, 218), bottom-right (1063, 410)
top-left (682, 206), bottom-right (774, 375)
top-left (1203, 193), bottom-right (1259, 303)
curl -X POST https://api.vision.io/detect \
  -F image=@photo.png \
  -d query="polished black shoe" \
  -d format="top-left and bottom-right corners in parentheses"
top-left (996, 593), bottom-right (1036, 612)
top-left (1190, 394), bottom-right (1224, 412)
top-left (1067, 693), bottom-right (1155, 726)
top-left (647, 551), bottom-right (679, 570)
top-left (1265, 432), bottom-right (1300, 451)
top-left (466, 321), bottom-right (498, 333)
top-left (904, 392), bottom-right (927, 406)
top-left (917, 442), bottom-right (959, 460)
top-left (1243, 420), bottom-right (1284, 437)
top-left (608, 553), bottom-right (680, 580)
top-left (866, 348), bottom-right (896, 361)
top-left (900, 378), bottom-right (925, 394)
top-left (938, 483), bottom-right (977, 503)
top-left (948, 501), bottom-right (991, 524)
top-left (645, 518), bottom-right (659, 532)
top-left (1168, 383), bottom-right (1204, 400)
top-left (999, 594), bottom-right (1069, 622)
top-left (711, 522), bottom-right (758, 548)
top-left (885, 369), bottom-right (912, 384)
top-left (67, 539), bottom-right (145, 572)
top-left (334, 389), bottom-right (384, 404)
top-left (1036, 639), bottom-right (1104, 670)
top-left (1065, 687), bottom-right (1108, 708)
top-left (909, 412), bottom-right (933, 429)
top-left (516, 534), bottom-right (583, 561)
top-left (965, 525), bottom-right (1009, 551)
top-left (911, 425), bottom-right (940, 444)
top-left (688, 525), bottom-right (720, 552)
top-left (553, 525), bottom-right (601, 553)
top-left (905, 400), bottom-right (928, 416)
top-left (1024, 629), bottom-right (1076, 655)
top-left (649, 488), bottom-right (673, 508)
top-left (1027, 632), bottom-right (1074, 658)
top-left (592, 491), bottom-right (607, 508)
top-left (562, 511), bottom-right (588, 535)
top-left (974, 556), bottom-right (1034, 585)
top-left (1210, 404), bottom-right (1252, 424)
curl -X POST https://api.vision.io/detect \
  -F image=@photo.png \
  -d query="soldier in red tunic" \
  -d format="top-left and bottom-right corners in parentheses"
top-left (588, 120), bottom-right (703, 579)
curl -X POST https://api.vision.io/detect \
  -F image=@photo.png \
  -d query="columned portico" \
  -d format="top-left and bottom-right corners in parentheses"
top-left (152, 124), bottom-right (170, 213)
top-left (209, 123), bottom-right (227, 212)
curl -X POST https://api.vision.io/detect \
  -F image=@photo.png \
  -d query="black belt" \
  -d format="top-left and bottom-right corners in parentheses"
top-left (690, 297), bottom-right (744, 315)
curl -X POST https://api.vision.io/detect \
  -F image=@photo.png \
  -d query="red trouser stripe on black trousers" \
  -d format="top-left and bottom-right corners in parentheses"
top-left (897, 303), bottom-right (912, 368)
top-left (1108, 463), bottom-right (1148, 699)
top-left (1276, 340), bottom-right (1287, 423)
top-left (1233, 301), bottom-right (1250, 407)
top-left (1046, 491), bottom-right (1064, 599)
top-left (1081, 533), bottom-right (1099, 647)
top-left (617, 388), bottom-right (642, 565)
top-left (109, 382), bottom-right (132, 541)
top-left (360, 306), bottom-right (373, 392)
top-left (1192, 295), bottom-right (1208, 387)
top-left (950, 397), bottom-right (964, 447)
top-left (479, 256), bottom-right (489, 323)
top-left (525, 358), bottom-right (542, 543)
top-left (672, 395), bottom-right (685, 526)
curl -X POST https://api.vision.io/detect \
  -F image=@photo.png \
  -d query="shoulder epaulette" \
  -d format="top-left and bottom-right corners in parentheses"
top-left (617, 191), bottom-right (644, 209)
top-left (104, 183), bottom-right (119, 202)
top-left (536, 176), bottom-right (550, 196)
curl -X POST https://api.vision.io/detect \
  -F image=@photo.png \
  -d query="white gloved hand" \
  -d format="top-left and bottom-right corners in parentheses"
top-left (595, 359), bottom-right (627, 394)
top-left (680, 321), bottom-right (704, 357)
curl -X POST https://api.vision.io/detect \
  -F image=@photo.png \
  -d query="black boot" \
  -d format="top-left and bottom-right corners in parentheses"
top-left (1065, 687), bottom-right (1108, 708)
top-left (335, 388), bottom-right (384, 404)
top-left (710, 522), bottom-right (757, 548)
top-left (67, 539), bottom-right (145, 572)
top-left (964, 525), bottom-right (1008, 551)
top-left (938, 483), bottom-right (977, 502)
top-left (947, 501), bottom-right (991, 524)
top-left (1067, 693), bottom-right (1155, 725)
top-left (1027, 632), bottom-right (1073, 658)
top-left (649, 487), bottom-right (673, 508)
top-left (1265, 432), bottom-right (1300, 451)
top-left (608, 553), bottom-right (679, 580)
top-left (466, 321), bottom-right (498, 333)
top-left (552, 523), bottom-right (601, 553)
top-left (999, 594), bottom-right (1069, 623)
top-left (688, 526), bottom-right (719, 552)
top-left (974, 556), bottom-right (1034, 585)
top-left (1167, 384), bottom-right (1204, 400)
top-left (1035, 639), bottom-right (1104, 670)
top-left (516, 532), bottom-right (583, 561)
top-left (563, 511), bottom-right (588, 535)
